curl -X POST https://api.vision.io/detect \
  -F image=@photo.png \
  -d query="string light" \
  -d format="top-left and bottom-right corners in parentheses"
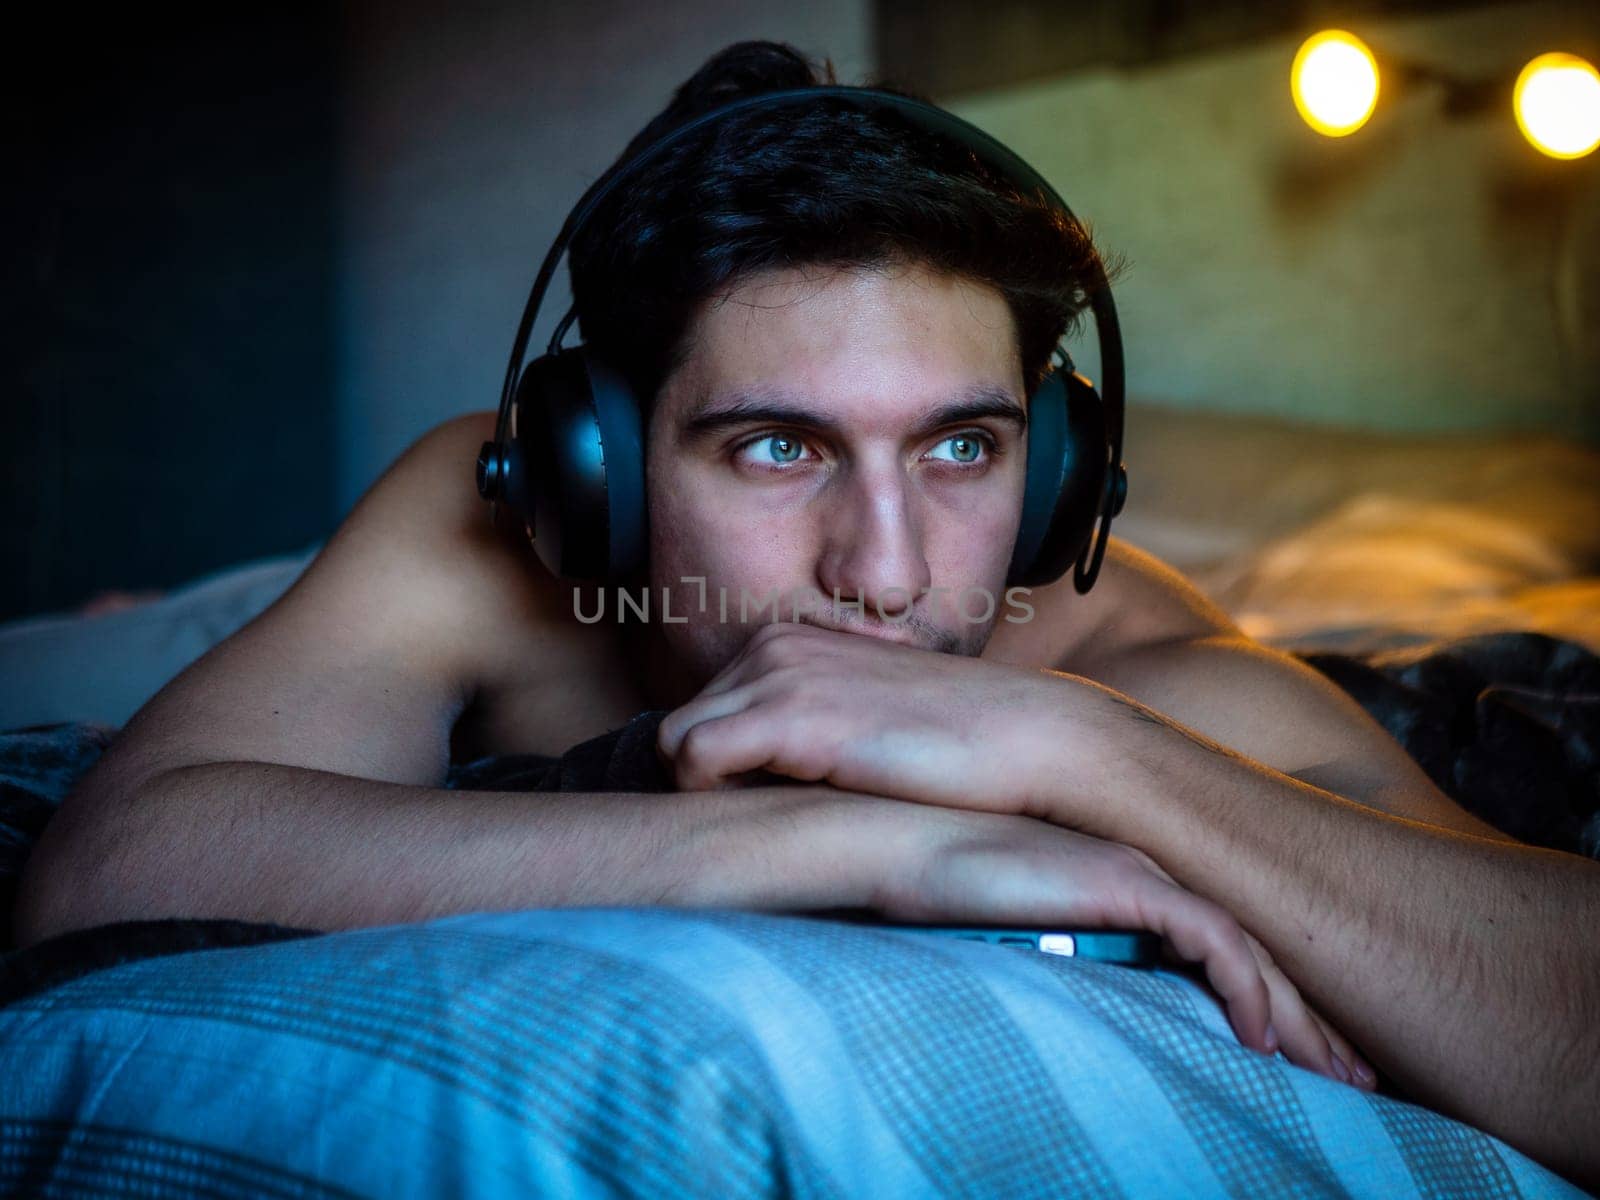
top-left (1513, 52), bottom-right (1600, 160)
top-left (1292, 30), bottom-right (1381, 137)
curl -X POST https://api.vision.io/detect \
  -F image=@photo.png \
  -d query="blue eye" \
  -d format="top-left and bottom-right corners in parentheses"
top-left (738, 434), bottom-right (810, 467)
top-left (927, 433), bottom-right (991, 464)
top-left (733, 430), bottom-right (993, 472)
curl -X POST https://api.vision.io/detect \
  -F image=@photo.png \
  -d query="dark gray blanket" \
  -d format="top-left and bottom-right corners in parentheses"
top-left (3, 632), bottom-right (1597, 977)
top-left (1302, 633), bottom-right (1600, 856)
top-left (444, 707), bottom-right (674, 794)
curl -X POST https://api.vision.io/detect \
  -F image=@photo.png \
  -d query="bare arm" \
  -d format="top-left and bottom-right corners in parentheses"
top-left (5, 414), bottom-right (898, 937)
top-left (15, 746), bottom-right (1340, 1089)
top-left (654, 617), bottom-right (1600, 1191)
top-left (1044, 672), bottom-right (1600, 1194)
top-left (13, 762), bottom-right (899, 943)
top-left (1063, 615), bottom-right (1600, 1192)
top-left (11, 409), bottom-right (884, 940)
top-left (12, 408), bottom-right (603, 939)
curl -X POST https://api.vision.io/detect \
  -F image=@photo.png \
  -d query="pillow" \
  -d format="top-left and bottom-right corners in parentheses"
top-left (0, 544), bottom-right (320, 730)
top-left (0, 908), bottom-right (1583, 1198)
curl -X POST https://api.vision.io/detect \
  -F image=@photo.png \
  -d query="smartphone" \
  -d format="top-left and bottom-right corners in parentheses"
top-left (800, 908), bottom-right (1162, 966)
top-left (884, 925), bottom-right (1161, 965)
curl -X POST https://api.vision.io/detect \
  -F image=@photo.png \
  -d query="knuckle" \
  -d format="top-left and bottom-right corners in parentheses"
top-left (783, 670), bottom-right (828, 706)
top-left (749, 621), bottom-right (792, 650)
top-left (1120, 844), bottom-right (1155, 871)
top-left (761, 630), bottom-right (806, 666)
top-left (1249, 938), bottom-right (1282, 973)
top-left (677, 724), bottom-right (715, 771)
top-left (1104, 843), bottom-right (1148, 877)
top-left (1123, 845), bottom-right (1162, 873)
top-left (1185, 890), bottom-right (1234, 935)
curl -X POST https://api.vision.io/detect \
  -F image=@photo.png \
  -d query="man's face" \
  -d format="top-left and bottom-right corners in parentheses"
top-left (644, 257), bottom-right (1029, 685)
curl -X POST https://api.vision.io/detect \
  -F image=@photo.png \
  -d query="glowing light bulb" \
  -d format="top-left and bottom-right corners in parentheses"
top-left (1292, 30), bottom-right (1381, 137)
top-left (1514, 52), bottom-right (1600, 160)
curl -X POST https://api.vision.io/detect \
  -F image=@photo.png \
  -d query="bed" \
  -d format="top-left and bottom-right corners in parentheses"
top-left (1, 403), bottom-right (1596, 1197)
top-left (1115, 405), bottom-right (1600, 657)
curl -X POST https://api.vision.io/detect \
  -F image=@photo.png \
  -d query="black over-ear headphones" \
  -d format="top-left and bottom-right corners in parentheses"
top-left (477, 86), bottom-right (1129, 593)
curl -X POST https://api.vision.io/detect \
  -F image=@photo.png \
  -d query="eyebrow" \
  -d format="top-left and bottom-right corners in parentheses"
top-left (678, 384), bottom-right (1027, 444)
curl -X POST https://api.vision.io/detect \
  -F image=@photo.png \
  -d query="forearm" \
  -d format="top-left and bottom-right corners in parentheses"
top-left (15, 762), bottom-right (897, 946)
top-left (1049, 685), bottom-right (1600, 1188)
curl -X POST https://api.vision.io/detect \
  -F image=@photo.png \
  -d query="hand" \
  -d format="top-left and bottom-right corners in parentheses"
top-left (1116, 841), bottom-right (1377, 1090)
top-left (657, 621), bottom-right (1070, 814)
top-left (874, 802), bottom-right (1376, 1090)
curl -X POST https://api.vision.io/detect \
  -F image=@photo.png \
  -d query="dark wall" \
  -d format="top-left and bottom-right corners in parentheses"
top-left (2, 6), bottom-right (338, 622)
top-left (874, 0), bottom-right (1516, 99)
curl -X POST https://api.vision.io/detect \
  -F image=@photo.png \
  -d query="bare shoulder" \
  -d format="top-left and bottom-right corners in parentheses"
top-left (985, 537), bottom-right (1238, 675)
top-left (65, 410), bottom-right (605, 809)
top-left (995, 540), bottom-right (1508, 837)
top-left (287, 410), bottom-right (641, 758)
top-left (295, 408), bottom-right (582, 698)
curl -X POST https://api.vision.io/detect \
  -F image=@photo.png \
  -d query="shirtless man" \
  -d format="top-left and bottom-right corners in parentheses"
top-left (15, 41), bottom-right (1599, 1190)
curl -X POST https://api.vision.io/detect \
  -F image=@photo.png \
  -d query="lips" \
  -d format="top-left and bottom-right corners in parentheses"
top-left (797, 613), bottom-right (927, 648)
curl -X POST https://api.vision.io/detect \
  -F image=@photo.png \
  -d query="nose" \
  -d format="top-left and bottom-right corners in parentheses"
top-left (815, 462), bottom-right (932, 620)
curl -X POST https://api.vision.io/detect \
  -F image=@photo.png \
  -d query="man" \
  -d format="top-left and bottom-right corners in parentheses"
top-left (16, 41), bottom-right (1599, 1190)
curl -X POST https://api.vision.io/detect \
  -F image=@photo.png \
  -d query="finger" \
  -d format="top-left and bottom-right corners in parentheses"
top-left (1245, 939), bottom-right (1339, 1083)
top-left (657, 685), bottom-right (760, 762)
top-left (674, 627), bottom-right (776, 710)
top-left (1240, 933), bottom-right (1374, 1090)
top-left (1122, 845), bottom-right (1179, 887)
top-left (694, 621), bottom-right (814, 700)
top-left (1136, 881), bottom-right (1274, 1055)
top-left (1307, 1003), bottom-right (1377, 1090)
top-left (1129, 856), bottom-right (1368, 1084)
top-left (674, 710), bottom-right (823, 793)
top-left (691, 648), bottom-right (760, 700)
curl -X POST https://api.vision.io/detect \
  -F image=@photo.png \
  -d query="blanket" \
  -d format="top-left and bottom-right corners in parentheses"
top-left (1, 906), bottom-right (1589, 1198)
top-left (1302, 633), bottom-right (1600, 856)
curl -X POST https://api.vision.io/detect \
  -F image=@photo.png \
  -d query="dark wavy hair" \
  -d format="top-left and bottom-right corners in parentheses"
top-left (568, 40), bottom-right (1119, 409)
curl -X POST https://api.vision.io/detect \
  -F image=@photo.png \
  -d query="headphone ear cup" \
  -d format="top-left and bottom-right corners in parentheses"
top-left (1006, 369), bottom-right (1110, 588)
top-left (583, 349), bottom-right (648, 583)
top-left (503, 345), bottom-right (646, 582)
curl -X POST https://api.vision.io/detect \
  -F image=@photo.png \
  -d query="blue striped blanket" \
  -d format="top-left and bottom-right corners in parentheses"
top-left (1, 906), bottom-right (1586, 1198)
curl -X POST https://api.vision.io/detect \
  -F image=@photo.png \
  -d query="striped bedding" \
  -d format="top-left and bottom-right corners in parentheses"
top-left (0, 906), bottom-right (1585, 1198)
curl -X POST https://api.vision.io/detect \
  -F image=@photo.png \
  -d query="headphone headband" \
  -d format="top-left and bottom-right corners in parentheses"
top-left (490, 84), bottom-right (1127, 591)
